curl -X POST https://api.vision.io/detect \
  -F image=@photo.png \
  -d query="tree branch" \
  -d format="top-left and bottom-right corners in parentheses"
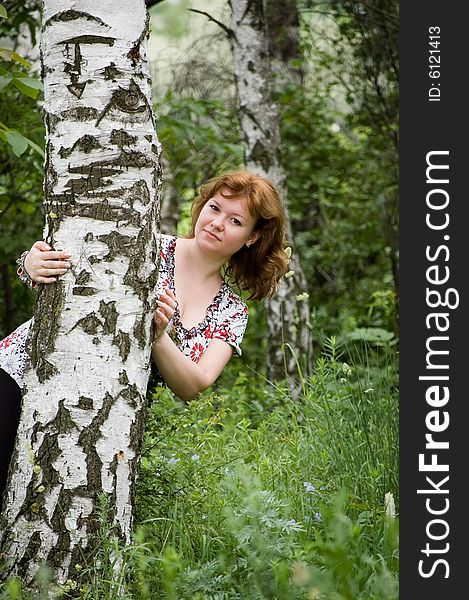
top-left (188, 9), bottom-right (236, 40)
top-left (145, 0), bottom-right (166, 8)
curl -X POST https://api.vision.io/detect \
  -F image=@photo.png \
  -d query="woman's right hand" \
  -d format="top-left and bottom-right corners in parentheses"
top-left (24, 241), bottom-right (72, 284)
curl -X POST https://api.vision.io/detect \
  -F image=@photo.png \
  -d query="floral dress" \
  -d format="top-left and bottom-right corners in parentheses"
top-left (0, 235), bottom-right (248, 388)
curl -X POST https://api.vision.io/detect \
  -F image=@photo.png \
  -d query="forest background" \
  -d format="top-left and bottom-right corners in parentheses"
top-left (0, 0), bottom-right (399, 598)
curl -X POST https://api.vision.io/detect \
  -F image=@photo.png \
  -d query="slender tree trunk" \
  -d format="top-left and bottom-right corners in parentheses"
top-left (0, 0), bottom-right (161, 585)
top-left (1, 263), bottom-right (14, 335)
top-left (229, 0), bottom-right (312, 394)
top-left (159, 154), bottom-right (181, 235)
top-left (265, 0), bottom-right (303, 90)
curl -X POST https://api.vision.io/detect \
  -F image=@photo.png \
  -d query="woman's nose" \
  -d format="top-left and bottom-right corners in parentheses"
top-left (211, 215), bottom-right (225, 229)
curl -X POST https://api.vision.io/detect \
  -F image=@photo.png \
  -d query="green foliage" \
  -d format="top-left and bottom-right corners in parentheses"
top-left (155, 92), bottom-right (243, 201)
top-left (0, 341), bottom-right (398, 598)
top-left (0, 3), bottom-right (44, 158)
top-left (0, 1), bottom-right (44, 337)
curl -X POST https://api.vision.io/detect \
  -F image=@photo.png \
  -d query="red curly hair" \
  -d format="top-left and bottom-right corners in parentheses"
top-left (188, 170), bottom-right (289, 300)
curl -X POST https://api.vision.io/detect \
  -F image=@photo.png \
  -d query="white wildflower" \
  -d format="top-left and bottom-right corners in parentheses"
top-left (296, 292), bottom-right (309, 302)
top-left (330, 122), bottom-right (341, 133)
top-left (341, 362), bottom-right (352, 376)
top-left (385, 492), bottom-right (395, 519)
top-left (303, 481), bottom-right (316, 493)
top-left (284, 270), bottom-right (295, 278)
top-left (191, 453), bottom-right (200, 461)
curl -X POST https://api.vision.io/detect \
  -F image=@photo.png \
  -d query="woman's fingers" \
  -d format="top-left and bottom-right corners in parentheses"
top-left (24, 242), bottom-right (72, 282)
top-left (156, 300), bottom-right (175, 319)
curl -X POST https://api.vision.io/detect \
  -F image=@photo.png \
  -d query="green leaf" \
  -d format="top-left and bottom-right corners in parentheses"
top-left (0, 73), bottom-right (12, 91)
top-left (12, 76), bottom-right (42, 99)
top-left (0, 5), bottom-right (7, 19)
top-left (26, 138), bottom-right (44, 158)
top-left (4, 130), bottom-right (29, 157)
top-left (0, 48), bottom-right (30, 67)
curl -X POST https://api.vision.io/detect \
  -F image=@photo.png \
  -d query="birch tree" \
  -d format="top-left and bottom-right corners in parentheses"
top-left (229, 0), bottom-right (312, 391)
top-left (0, 0), bottom-right (161, 585)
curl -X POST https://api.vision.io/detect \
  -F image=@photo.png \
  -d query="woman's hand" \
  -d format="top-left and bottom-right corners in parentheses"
top-left (153, 288), bottom-right (177, 342)
top-left (24, 241), bottom-right (72, 284)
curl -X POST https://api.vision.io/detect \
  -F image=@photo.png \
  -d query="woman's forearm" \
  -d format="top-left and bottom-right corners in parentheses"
top-left (152, 333), bottom-right (233, 402)
top-left (152, 333), bottom-right (212, 401)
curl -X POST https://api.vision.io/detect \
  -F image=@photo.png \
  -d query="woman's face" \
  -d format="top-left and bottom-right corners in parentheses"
top-left (194, 191), bottom-right (259, 259)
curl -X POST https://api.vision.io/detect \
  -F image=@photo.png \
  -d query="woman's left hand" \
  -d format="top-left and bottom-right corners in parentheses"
top-left (153, 288), bottom-right (177, 342)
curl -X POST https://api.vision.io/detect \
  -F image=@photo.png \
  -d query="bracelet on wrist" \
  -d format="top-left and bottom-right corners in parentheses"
top-left (16, 251), bottom-right (37, 288)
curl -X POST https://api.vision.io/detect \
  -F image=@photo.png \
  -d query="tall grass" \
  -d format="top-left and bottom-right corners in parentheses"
top-left (0, 337), bottom-right (398, 599)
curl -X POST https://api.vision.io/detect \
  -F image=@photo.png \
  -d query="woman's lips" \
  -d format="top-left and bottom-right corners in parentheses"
top-left (205, 230), bottom-right (220, 241)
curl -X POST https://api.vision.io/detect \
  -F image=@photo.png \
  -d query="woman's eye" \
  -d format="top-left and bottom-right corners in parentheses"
top-left (209, 204), bottom-right (219, 211)
top-left (232, 218), bottom-right (242, 226)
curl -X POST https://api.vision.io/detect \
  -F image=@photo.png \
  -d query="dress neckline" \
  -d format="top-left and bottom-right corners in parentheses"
top-left (168, 236), bottom-right (227, 335)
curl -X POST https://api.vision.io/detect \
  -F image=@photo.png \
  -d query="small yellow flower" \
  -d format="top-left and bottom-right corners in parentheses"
top-left (296, 292), bottom-right (309, 302)
top-left (284, 270), bottom-right (295, 278)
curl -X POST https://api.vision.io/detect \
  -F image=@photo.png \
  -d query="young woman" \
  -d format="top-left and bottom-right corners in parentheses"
top-left (0, 170), bottom-right (288, 507)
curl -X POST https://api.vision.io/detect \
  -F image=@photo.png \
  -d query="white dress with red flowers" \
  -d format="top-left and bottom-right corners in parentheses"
top-left (0, 234), bottom-right (248, 388)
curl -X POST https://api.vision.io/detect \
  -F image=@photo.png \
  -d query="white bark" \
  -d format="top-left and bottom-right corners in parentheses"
top-left (229, 0), bottom-right (312, 391)
top-left (0, 0), bottom-right (161, 584)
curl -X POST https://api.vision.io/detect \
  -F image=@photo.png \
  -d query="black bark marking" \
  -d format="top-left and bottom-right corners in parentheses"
top-left (52, 399), bottom-right (76, 434)
top-left (129, 179), bottom-right (150, 207)
top-left (96, 231), bottom-right (135, 262)
top-left (99, 301), bottom-right (118, 335)
top-left (251, 139), bottom-right (274, 173)
top-left (110, 129), bottom-right (138, 148)
top-left (66, 81), bottom-right (88, 99)
top-left (118, 371), bottom-right (129, 386)
top-left (74, 314), bottom-right (103, 335)
top-left (78, 396), bottom-right (94, 410)
top-left (45, 11), bottom-right (108, 28)
top-left (69, 165), bottom-right (121, 177)
top-left (50, 491), bottom-right (79, 572)
top-left (29, 283), bottom-right (65, 382)
top-left (78, 393), bottom-right (114, 492)
top-left (133, 315), bottom-right (147, 349)
top-left (114, 331), bottom-right (131, 362)
top-left (75, 270), bottom-right (91, 285)
top-left (64, 175), bottom-right (112, 194)
top-left (96, 80), bottom-right (152, 125)
top-left (59, 135), bottom-right (102, 158)
top-left (127, 15), bottom-right (149, 66)
top-left (15, 531), bottom-right (41, 576)
top-left (60, 107), bottom-right (99, 121)
top-left (72, 286), bottom-right (99, 296)
top-left (104, 62), bottom-right (124, 81)
top-left (66, 203), bottom-right (141, 227)
top-left (61, 35), bottom-right (115, 46)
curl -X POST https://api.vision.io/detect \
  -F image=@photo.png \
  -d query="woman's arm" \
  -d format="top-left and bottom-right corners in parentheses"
top-left (152, 335), bottom-right (233, 402)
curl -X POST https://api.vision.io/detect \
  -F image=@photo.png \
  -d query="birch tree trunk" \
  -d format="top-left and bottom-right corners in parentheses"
top-left (160, 154), bottom-right (181, 235)
top-left (0, 0), bottom-right (161, 585)
top-left (265, 0), bottom-right (303, 90)
top-left (229, 0), bottom-right (312, 392)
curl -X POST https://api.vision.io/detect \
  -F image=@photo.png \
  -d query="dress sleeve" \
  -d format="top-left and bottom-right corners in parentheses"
top-left (16, 251), bottom-right (37, 288)
top-left (212, 296), bottom-right (249, 357)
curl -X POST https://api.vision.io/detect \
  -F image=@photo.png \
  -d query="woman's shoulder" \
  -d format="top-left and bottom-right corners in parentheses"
top-left (219, 283), bottom-right (248, 317)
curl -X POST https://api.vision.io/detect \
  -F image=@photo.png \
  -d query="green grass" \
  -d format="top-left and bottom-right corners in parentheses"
top-left (0, 337), bottom-right (399, 599)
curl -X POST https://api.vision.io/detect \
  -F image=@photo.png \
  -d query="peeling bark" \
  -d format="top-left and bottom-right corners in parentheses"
top-left (0, 0), bottom-right (161, 585)
top-left (229, 0), bottom-right (313, 394)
